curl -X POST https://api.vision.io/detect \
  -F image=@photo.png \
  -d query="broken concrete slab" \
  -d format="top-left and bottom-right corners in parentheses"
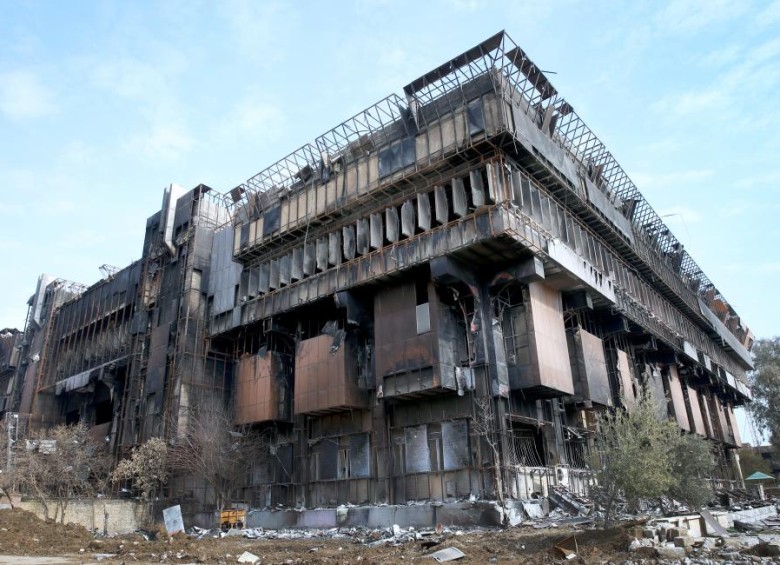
top-left (521, 501), bottom-right (545, 520)
top-left (237, 551), bottom-right (260, 564)
top-left (700, 508), bottom-right (730, 537)
top-left (429, 546), bottom-right (466, 562)
top-left (656, 546), bottom-right (685, 560)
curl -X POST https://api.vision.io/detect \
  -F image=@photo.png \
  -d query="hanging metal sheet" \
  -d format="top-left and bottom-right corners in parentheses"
top-left (434, 185), bottom-right (448, 224)
top-left (291, 247), bottom-right (303, 281)
top-left (418, 193), bottom-right (431, 230)
top-left (356, 218), bottom-right (369, 255)
top-left (442, 419), bottom-right (469, 471)
top-left (404, 425), bottom-right (430, 474)
top-left (452, 177), bottom-right (467, 217)
top-left (349, 433), bottom-right (371, 478)
top-left (401, 200), bottom-right (415, 237)
top-left (386, 207), bottom-right (400, 243)
top-left (617, 349), bottom-right (636, 410)
top-left (328, 231), bottom-right (342, 266)
top-left (343, 225), bottom-right (356, 260)
top-left (268, 259), bottom-right (280, 290)
top-left (258, 263), bottom-right (270, 293)
top-left (666, 365), bottom-right (690, 431)
top-left (687, 385), bottom-right (706, 436)
top-left (279, 254), bottom-right (291, 286)
top-left (370, 213), bottom-right (383, 249)
top-left (316, 237), bottom-right (328, 271)
top-left (469, 170), bottom-right (485, 207)
top-left (303, 243), bottom-right (315, 276)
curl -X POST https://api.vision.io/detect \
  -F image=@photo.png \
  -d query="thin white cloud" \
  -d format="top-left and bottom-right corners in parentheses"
top-left (696, 43), bottom-right (743, 69)
top-left (735, 171), bottom-right (780, 190)
top-left (91, 54), bottom-right (184, 122)
top-left (654, 36), bottom-right (780, 122)
top-left (755, 0), bottom-right (780, 29)
top-left (0, 70), bottom-right (55, 119)
top-left (127, 124), bottom-right (196, 161)
top-left (0, 238), bottom-right (23, 251)
top-left (632, 169), bottom-right (714, 191)
top-left (657, 205), bottom-right (703, 225)
top-left (229, 98), bottom-right (284, 138)
top-left (653, 88), bottom-right (730, 116)
top-left (653, 0), bottom-right (748, 34)
top-left (36, 199), bottom-right (77, 218)
top-left (55, 228), bottom-right (106, 249)
top-left (220, 0), bottom-right (291, 65)
top-left (757, 261), bottom-right (780, 273)
top-left (446, 0), bottom-right (486, 12)
top-left (0, 202), bottom-right (24, 216)
top-left (57, 140), bottom-right (97, 168)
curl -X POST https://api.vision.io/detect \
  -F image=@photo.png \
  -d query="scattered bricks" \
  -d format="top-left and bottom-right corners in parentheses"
top-left (666, 527), bottom-right (681, 541)
top-left (674, 536), bottom-right (694, 548)
top-left (642, 528), bottom-right (655, 539)
top-left (665, 526), bottom-right (689, 541)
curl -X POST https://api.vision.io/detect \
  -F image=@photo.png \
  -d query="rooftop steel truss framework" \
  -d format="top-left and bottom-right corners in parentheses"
top-left (231, 30), bottom-right (747, 342)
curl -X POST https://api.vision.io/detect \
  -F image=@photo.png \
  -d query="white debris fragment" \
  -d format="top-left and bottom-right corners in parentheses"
top-left (237, 551), bottom-right (260, 564)
top-left (430, 547), bottom-right (466, 562)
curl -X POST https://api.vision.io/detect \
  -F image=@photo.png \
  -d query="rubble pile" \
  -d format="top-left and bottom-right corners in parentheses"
top-left (2, 487), bottom-right (780, 563)
top-left (626, 511), bottom-right (780, 563)
top-left (189, 522), bottom-right (488, 548)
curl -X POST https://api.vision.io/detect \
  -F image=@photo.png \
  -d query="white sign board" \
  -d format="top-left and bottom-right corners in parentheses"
top-left (162, 504), bottom-right (184, 535)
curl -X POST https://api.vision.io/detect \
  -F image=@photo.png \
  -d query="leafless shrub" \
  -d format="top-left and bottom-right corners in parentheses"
top-left (168, 404), bottom-right (269, 511)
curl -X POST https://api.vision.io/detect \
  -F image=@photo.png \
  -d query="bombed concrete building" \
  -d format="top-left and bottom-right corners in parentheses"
top-left (7, 32), bottom-right (754, 516)
top-left (1, 328), bottom-right (23, 415)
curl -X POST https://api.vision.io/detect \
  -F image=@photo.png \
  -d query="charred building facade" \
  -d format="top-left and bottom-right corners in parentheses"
top-left (5, 32), bottom-right (754, 516)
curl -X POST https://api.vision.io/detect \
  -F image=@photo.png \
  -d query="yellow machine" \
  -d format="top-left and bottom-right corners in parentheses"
top-left (219, 508), bottom-right (246, 531)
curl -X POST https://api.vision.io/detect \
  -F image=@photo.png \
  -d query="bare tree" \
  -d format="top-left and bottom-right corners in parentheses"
top-left (14, 423), bottom-right (112, 522)
top-left (168, 405), bottom-right (267, 512)
top-left (472, 396), bottom-right (508, 525)
top-left (112, 437), bottom-right (168, 524)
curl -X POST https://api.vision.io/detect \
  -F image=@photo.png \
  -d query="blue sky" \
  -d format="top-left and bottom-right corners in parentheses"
top-left (1, 1), bottom-right (778, 436)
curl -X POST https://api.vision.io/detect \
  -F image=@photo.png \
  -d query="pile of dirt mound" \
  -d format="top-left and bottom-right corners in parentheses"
top-left (0, 508), bottom-right (93, 555)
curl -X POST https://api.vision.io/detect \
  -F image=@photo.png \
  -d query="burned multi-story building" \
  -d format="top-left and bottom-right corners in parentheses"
top-left (7, 32), bottom-right (754, 518)
top-left (1, 328), bottom-right (23, 415)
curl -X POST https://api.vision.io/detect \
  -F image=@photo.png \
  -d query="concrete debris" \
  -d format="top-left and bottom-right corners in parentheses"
top-left (237, 551), bottom-right (260, 564)
top-left (621, 506), bottom-right (780, 564)
top-left (734, 518), bottom-right (763, 531)
top-left (700, 508), bottom-right (730, 537)
top-left (429, 546), bottom-right (466, 562)
top-left (521, 500), bottom-right (546, 520)
top-left (185, 522), bottom-right (493, 549)
top-left (549, 485), bottom-right (593, 516)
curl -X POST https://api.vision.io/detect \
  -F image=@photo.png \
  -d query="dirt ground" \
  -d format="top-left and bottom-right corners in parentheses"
top-left (0, 508), bottom-right (636, 564)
